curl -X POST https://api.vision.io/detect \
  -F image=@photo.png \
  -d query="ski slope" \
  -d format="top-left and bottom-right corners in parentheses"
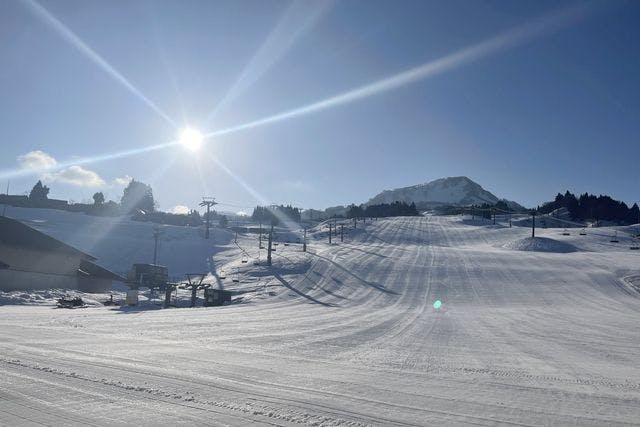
top-left (1, 214), bottom-right (640, 425)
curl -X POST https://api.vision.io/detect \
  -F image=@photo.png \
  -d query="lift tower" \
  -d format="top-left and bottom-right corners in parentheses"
top-left (199, 197), bottom-right (218, 239)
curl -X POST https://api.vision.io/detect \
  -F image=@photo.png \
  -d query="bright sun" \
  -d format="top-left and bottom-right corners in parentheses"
top-left (178, 127), bottom-right (204, 151)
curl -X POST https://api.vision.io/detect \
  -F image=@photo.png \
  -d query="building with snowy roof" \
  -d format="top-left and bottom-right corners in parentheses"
top-left (0, 216), bottom-right (123, 292)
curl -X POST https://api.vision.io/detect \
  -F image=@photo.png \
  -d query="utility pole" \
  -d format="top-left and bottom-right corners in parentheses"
top-left (340, 224), bottom-right (344, 242)
top-left (531, 211), bottom-right (536, 238)
top-left (509, 211), bottom-right (512, 228)
top-left (152, 226), bottom-right (160, 264)
top-left (163, 283), bottom-right (174, 308)
top-left (199, 197), bottom-right (218, 239)
top-left (492, 208), bottom-right (496, 225)
top-left (235, 230), bottom-right (238, 243)
top-left (267, 224), bottom-right (273, 266)
top-left (259, 223), bottom-right (262, 248)
top-left (302, 228), bottom-right (307, 252)
top-left (353, 217), bottom-right (357, 229)
top-left (1, 180), bottom-right (8, 217)
top-left (328, 224), bottom-right (332, 244)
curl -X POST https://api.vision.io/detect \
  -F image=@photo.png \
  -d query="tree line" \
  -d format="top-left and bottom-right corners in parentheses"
top-left (251, 205), bottom-right (301, 225)
top-left (3, 179), bottom-right (206, 226)
top-left (347, 201), bottom-right (419, 218)
top-left (452, 191), bottom-right (639, 225)
top-left (538, 191), bottom-right (639, 225)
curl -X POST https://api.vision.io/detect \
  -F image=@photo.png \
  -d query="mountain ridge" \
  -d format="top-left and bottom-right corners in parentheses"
top-left (366, 176), bottom-right (524, 210)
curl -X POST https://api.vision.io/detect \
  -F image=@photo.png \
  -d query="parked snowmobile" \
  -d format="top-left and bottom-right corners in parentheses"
top-left (56, 296), bottom-right (86, 308)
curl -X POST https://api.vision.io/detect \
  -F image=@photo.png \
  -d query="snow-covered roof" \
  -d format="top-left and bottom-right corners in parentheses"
top-left (0, 215), bottom-right (97, 261)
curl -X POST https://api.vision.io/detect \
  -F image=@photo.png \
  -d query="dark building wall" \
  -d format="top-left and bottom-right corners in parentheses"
top-left (0, 269), bottom-right (110, 292)
top-left (0, 243), bottom-right (82, 275)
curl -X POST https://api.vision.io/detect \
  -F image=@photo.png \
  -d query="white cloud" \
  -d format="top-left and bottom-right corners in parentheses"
top-left (46, 165), bottom-right (106, 187)
top-left (18, 150), bottom-right (57, 170)
top-left (16, 150), bottom-right (111, 188)
top-left (114, 175), bottom-right (132, 186)
top-left (172, 205), bottom-right (190, 215)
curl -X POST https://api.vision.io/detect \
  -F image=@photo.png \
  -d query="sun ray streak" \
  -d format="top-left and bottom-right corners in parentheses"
top-left (204, 2), bottom-right (596, 139)
top-left (204, 0), bottom-right (333, 125)
top-left (0, 2), bottom-right (597, 184)
top-left (79, 154), bottom-right (181, 260)
top-left (0, 141), bottom-right (178, 181)
top-left (22, 0), bottom-right (176, 127)
top-left (203, 151), bottom-right (301, 233)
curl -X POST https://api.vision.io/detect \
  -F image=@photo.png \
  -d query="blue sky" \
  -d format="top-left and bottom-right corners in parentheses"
top-left (1, 0), bottom-right (639, 213)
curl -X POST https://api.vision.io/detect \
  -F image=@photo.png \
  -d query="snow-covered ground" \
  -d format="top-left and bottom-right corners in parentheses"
top-left (1, 209), bottom-right (640, 425)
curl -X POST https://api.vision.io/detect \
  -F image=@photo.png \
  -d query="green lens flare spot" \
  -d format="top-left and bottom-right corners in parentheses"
top-left (433, 300), bottom-right (442, 309)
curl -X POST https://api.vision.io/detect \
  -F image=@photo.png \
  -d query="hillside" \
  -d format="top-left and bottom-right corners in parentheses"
top-left (2, 206), bottom-right (234, 278)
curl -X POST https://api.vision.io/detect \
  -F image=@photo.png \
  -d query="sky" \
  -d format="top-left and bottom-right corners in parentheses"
top-left (1, 0), bottom-right (639, 214)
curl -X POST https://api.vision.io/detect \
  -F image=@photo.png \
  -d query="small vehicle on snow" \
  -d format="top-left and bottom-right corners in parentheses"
top-left (56, 296), bottom-right (85, 308)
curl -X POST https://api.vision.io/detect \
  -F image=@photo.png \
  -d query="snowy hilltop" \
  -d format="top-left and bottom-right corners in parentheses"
top-left (366, 176), bottom-right (522, 209)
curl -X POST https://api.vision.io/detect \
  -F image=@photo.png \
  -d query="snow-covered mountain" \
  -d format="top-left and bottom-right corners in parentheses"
top-left (366, 176), bottom-right (521, 208)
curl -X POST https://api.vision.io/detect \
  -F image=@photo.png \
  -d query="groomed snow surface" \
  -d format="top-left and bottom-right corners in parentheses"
top-left (503, 236), bottom-right (580, 253)
top-left (1, 210), bottom-right (640, 426)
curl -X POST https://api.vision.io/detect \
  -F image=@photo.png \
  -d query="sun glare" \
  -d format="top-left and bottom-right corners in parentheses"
top-left (178, 127), bottom-right (204, 151)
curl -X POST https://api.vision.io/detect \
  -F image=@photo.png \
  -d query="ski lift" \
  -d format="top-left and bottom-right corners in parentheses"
top-left (284, 243), bottom-right (290, 246)
top-left (579, 229), bottom-right (587, 236)
top-left (232, 267), bottom-right (240, 283)
top-left (562, 229), bottom-right (570, 236)
top-left (630, 245), bottom-right (639, 250)
top-left (241, 255), bottom-right (248, 263)
top-left (219, 268), bottom-right (226, 280)
top-left (610, 231), bottom-right (619, 243)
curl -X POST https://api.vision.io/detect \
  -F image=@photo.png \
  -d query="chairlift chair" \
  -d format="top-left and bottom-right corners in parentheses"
top-left (562, 229), bottom-right (570, 236)
top-left (610, 231), bottom-right (619, 243)
top-left (219, 268), bottom-right (226, 280)
top-left (232, 268), bottom-right (240, 283)
top-left (579, 229), bottom-right (587, 236)
top-left (241, 255), bottom-right (248, 264)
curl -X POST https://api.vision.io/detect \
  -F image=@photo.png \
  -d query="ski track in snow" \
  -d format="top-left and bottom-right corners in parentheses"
top-left (1, 213), bottom-right (640, 425)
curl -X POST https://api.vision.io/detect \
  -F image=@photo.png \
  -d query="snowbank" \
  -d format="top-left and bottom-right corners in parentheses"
top-left (503, 236), bottom-right (580, 253)
top-left (0, 289), bottom-right (118, 306)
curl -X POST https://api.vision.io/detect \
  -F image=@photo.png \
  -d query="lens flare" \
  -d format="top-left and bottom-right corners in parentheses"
top-left (205, 2), bottom-right (595, 139)
top-left (178, 128), bottom-right (204, 151)
top-left (0, 1), bottom-right (597, 184)
top-left (204, 0), bottom-right (333, 124)
top-left (22, 0), bottom-right (176, 127)
top-left (202, 151), bottom-right (302, 233)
